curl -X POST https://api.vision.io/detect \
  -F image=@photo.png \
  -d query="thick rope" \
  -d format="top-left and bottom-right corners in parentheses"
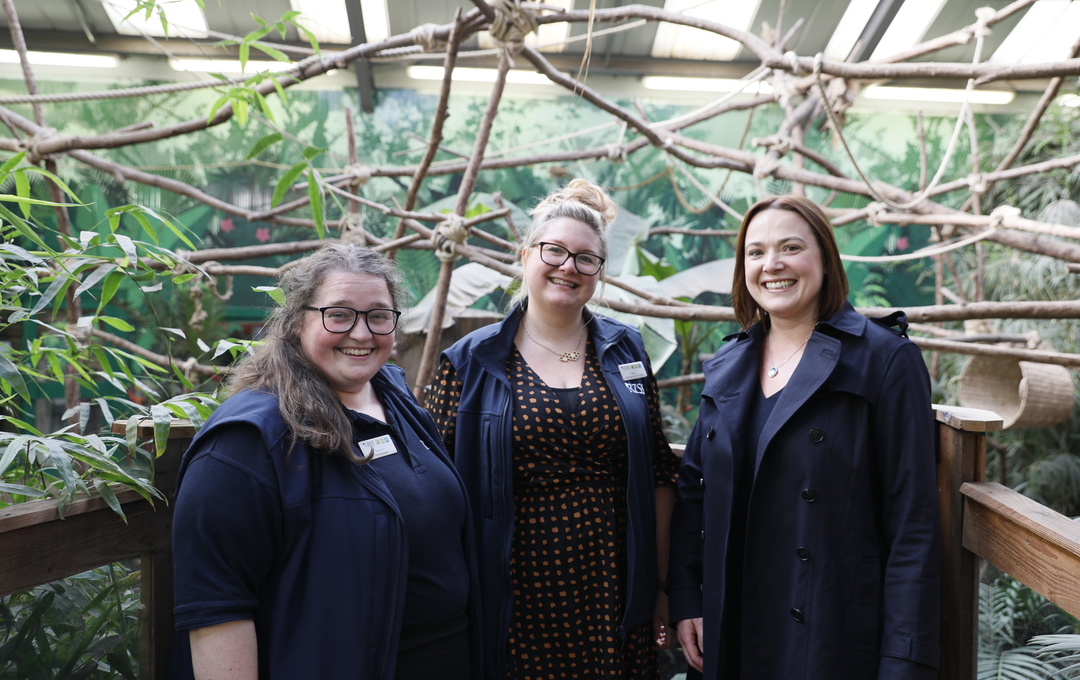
top-left (433, 213), bottom-right (469, 262)
top-left (0, 74), bottom-right (259, 105)
top-left (344, 163), bottom-right (374, 188)
top-left (410, 23), bottom-right (445, 52)
top-left (840, 227), bottom-right (999, 263)
top-left (489, 0), bottom-right (540, 55)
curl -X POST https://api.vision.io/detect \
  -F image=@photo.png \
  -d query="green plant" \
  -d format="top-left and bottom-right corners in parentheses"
top-left (978, 575), bottom-right (1080, 680)
top-left (0, 563), bottom-right (141, 680)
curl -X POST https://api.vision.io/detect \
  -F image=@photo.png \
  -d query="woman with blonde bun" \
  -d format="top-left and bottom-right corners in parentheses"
top-left (428, 179), bottom-right (679, 679)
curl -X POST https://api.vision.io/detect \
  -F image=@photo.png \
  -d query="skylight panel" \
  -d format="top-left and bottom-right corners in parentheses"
top-left (822, 0), bottom-right (880, 61)
top-left (651, 0), bottom-right (764, 61)
top-left (990, 0), bottom-right (1080, 64)
top-left (100, 0), bottom-right (208, 38)
top-left (290, 0), bottom-right (352, 45)
top-left (359, 0), bottom-right (390, 43)
top-left (868, 0), bottom-right (948, 61)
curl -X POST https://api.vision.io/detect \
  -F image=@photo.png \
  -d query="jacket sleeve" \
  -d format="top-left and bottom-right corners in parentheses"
top-left (874, 342), bottom-right (941, 680)
top-left (173, 425), bottom-right (283, 631)
top-left (666, 416), bottom-right (707, 622)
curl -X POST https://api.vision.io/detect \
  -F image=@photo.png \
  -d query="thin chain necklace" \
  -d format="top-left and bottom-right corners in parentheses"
top-left (767, 333), bottom-right (812, 378)
top-left (523, 320), bottom-right (586, 362)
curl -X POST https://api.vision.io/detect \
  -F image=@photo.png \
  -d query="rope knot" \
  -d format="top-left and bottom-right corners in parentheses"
top-left (752, 156), bottom-right (782, 180)
top-left (604, 143), bottom-right (627, 164)
top-left (988, 204), bottom-right (1020, 228)
top-left (865, 202), bottom-right (888, 227)
top-left (434, 213), bottom-right (469, 263)
top-left (967, 172), bottom-right (988, 195)
top-left (344, 164), bottom-right (374, 188)
top-left (784, 50), bottom-right (807, 76)
top-left (974, 7), bottom-right (996, 39)
top-left (489, 0), bottom-right (539, 55)
top-left (342, 216), bottom-right (368, 245)
top-left (410, 23), bottom-right (445, 52)
top-left (21, 127), bottom-right (58, 163)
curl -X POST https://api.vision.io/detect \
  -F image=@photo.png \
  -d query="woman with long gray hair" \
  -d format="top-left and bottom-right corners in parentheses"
top-left (170, 243), bottom-right (480, 680)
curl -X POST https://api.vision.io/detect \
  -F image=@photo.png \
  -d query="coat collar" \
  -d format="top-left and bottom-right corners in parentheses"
top-left (471, 300), bottom-right (626, 378)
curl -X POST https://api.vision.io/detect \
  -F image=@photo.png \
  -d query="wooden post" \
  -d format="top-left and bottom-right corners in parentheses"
top-left (112, 420), bottom-right (195, 680)
top-left (933, 405), bottom-right (1002, 680)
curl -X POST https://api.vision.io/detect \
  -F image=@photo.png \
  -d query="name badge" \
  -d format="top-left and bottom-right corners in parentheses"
top-left (619, 361), bottom-right (648, 381)
top-left (358, 434), bottom-right (398, 460)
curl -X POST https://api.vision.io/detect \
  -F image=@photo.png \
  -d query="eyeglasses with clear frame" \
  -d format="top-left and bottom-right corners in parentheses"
top-left (302, 306), bottom-right (401, 335)
top-left (535, 242), bottom-right (606, 276)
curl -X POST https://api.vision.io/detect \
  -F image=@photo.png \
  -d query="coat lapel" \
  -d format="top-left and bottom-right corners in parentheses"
top-left (755, 332), bottom-right (841, 477)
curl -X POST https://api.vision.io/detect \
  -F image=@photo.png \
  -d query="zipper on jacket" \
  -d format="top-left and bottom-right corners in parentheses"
top-left (377, 513), bottom-right (405, 680)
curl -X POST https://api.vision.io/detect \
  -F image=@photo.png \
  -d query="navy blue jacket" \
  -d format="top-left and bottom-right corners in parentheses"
top-left (669, 304), bottom-right (941, 680)
top-left (439, 303), bottom-right (663, 680)
top-left (170, 365), bottom-right (481, 680)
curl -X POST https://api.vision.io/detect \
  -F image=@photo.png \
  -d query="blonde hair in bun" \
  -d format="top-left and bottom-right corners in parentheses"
top-left (511, 179), bottom-right (617, 308)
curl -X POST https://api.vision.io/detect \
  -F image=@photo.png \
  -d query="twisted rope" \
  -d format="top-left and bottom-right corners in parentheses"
top-left (344, 163), bottom-right (375, 188)
top-left (410, 23), bottom-right (446, 52)
top-left (489, 0), bottom-right (540, 55)
top-left (433, 213), bottom-right (469, 262)
top-left (0, 74), bottom-right (263, 105)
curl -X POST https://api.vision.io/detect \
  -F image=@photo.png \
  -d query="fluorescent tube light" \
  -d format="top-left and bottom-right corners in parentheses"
top-left (641, 76), bottom-right (774, 94)
top-left (0, 49), bottom-right (119, 68)
top-left (407, 66), bottom-right (557, 86)
top-left (862, 85), bottom-right (1014, 105)
top-left (290, 0), bottom-right (352, 44)
top-left (169, 59), bottom-right (295, 74)
top-left (1060, 94), bottom-right (1080, 108)
top-left (100, 0), bottom-right (208, 38)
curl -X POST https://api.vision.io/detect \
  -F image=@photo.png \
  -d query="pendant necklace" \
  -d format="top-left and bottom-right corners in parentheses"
top-left (767, 334), bottom-right (812, 378)
top-left (523, 321), bottom-right (586, 362)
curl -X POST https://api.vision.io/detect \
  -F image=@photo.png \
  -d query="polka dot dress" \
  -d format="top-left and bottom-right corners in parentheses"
top-left (429, 336), bottom-right (679, 680)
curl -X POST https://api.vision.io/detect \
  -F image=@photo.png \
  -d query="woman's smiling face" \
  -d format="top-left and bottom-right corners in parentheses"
top-left (521, 217), bottom-right (602, 313)
top-left (299, 271), bottom-right (396, 402)
top-left (743, 208), bottom-right (824, 327)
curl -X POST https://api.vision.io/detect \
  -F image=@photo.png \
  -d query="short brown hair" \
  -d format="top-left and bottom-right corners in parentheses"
top-left (731, 195), bottom-right (849, 329)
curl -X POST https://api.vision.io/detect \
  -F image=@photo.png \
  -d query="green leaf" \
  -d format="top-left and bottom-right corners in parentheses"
top-left (0, 435), bottom-right (30, 475)
top-left (238, 41), bottom-right (250, 71)
top-left (0, 481), bottom-right (48, 497)
top-left (253, 91), bottom-right (276, 124)
top-left (14, 169), bottom-right (31, 218)
top-left (150, 404), bottom-right (172, 457)
top-left (74, 262), bottom-right (118, 297)
top-left (93, 478), bottom-right (126, 522)
top-left (0, 352), bottom-right (30, 403)
top-left (0, 204), bottom-right (56, 251)
top-left (308, 169), bottom-right (325, 238)
top-left (234, 98), bottom-right (249, 127)
top-left (253, 285), bottom-right (286, 305)
top-left (301, 146), bottom-right (325, 161)
top-left (0, 150), bottom-right (26, 174)
top-left (99, 316), bottom-right (136, 332)
top-left (272, 161), bottom-right (307, 207)
top-left (246, 132), bottom-right (283, 159)
top-left (99, 269), bottom-right (126, 309)
top-left (113, 232), bottom-right (140, 267)
top-left (252, 42), bottom-right (290, 63)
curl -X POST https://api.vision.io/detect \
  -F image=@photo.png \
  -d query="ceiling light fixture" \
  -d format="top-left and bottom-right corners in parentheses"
top-left (651, 0), bottom-right (764, 61)
top-left (861, 85), bottom-right (1015, 105)
top-left (169, 59), bottom-right (295, 74)
top-left (822, 0), bottom-right (881, 61)
top-left (990, 0), bottom-right (1080, 65)
top-left (0, 49), bottom-right (119, 68)
top-left (641, 76), bottom-right (774, 94)
top-left (868, 0), bottom-right (948, 61)
top-left (406, 66), bottom-right (557, 86)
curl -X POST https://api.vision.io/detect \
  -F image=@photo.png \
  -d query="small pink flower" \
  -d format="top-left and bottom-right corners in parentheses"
top-left (896, 236), bottom-right (909, 250)
top-left (255, 227), bottom-right (271, 243)
top-left (220, 218), bottom-right (235, 233)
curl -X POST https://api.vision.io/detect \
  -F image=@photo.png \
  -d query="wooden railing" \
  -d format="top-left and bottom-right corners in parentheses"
top-left (0, 421), bottom-right (192, 680)
top-left (1, 410), bottom-right (1078, 679)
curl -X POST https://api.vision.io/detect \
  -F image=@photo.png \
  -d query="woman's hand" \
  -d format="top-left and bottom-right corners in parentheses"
top-left (653, 590), bottom-right (674, 650)
top-left (677, 617), bottom-right (705, 672)
top-left (190, 619), bottom-right (258, 680)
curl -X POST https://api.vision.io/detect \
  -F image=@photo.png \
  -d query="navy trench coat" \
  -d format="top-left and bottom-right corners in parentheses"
top-left (668, 304), bottom-right (940, 680)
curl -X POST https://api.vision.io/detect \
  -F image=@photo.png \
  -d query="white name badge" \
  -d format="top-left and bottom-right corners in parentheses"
top-left (619, 361), bottom-right (648, 381)
top-left (358, 434), bottom-right (398, 460)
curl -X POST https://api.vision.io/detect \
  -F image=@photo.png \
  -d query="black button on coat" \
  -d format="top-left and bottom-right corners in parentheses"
top-left (668, 304), bottom-right (941, 680)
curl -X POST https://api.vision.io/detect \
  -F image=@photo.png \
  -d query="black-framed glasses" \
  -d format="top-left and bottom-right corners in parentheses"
top-left (303, 306), bottom-right (401, 335)
top-left (536, 242), bottom-right (606, 276)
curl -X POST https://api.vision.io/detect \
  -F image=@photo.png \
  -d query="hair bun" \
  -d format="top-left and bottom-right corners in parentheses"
top-left (532, 178), bottom-right (617, 228)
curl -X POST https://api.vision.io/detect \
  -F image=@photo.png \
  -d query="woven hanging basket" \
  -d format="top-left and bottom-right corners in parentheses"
top-left (957, 355), bottom-right (1075, 430)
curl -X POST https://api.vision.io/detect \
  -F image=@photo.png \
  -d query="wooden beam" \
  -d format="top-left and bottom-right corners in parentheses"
top-left (961, 482), bottom-right (1080, 619)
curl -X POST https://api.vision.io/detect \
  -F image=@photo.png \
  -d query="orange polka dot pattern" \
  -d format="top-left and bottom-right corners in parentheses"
top-left (429, 337), bottom-right (678, 680)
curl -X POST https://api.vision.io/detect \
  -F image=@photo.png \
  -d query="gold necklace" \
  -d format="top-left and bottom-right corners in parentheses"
top-left (523, 321), bottom-right (585, 362)
top-left (767, 334), bottom-right (812, 378)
